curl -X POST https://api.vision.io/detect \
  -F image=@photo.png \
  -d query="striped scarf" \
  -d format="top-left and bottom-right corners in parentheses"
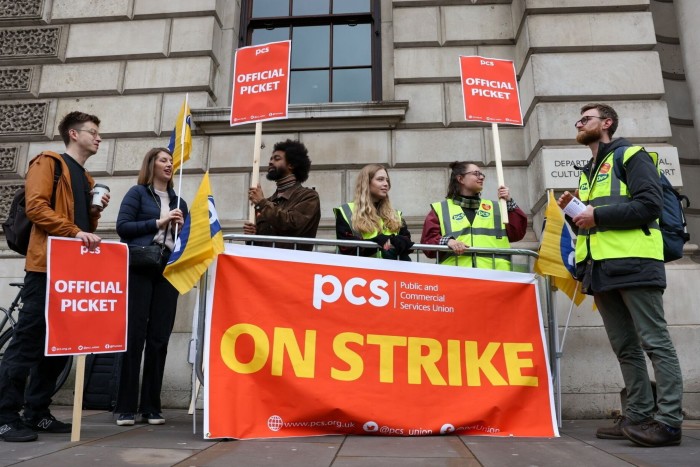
top-left (275, 174), bottom-right (297, 192)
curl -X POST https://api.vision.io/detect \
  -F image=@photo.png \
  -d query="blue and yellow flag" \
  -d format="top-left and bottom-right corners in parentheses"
top-left (168, 98), bottom-right (192, 173)
top-left (164, 172), bottom-right (224, 294)
top-left (534, 191), bottom-right (587, 306)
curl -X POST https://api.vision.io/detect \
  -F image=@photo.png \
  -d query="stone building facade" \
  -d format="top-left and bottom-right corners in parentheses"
top-left (0, 0), bottom-right (698, 418)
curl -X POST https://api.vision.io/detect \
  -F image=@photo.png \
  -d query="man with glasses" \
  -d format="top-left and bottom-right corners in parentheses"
top-left (558, 103), bottom-right (683, 447)
top-left (0, 111), bottom-right (109, 442)
top-left (420, 161), bottom-right (527, 269)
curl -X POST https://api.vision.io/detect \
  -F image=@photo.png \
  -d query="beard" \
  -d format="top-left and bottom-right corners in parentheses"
top-left (576, 126), bottom-right (602, 145)
top-left (266, 167), bottom-right (283, 181)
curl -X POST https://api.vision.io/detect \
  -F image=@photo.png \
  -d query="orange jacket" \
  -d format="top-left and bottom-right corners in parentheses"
top-left (24, 151), bottom-right (99, 272)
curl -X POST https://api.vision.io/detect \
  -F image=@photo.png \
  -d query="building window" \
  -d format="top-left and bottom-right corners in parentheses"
top-left (240, 0), bottom-right (381, 104)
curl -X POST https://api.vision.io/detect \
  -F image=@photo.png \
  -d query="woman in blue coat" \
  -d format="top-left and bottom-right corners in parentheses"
top-left (114, 147), bottom-right (188, 426)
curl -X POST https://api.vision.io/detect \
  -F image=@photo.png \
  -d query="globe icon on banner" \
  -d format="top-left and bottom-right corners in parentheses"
top-left (267, 415), bottom-right (283, 432)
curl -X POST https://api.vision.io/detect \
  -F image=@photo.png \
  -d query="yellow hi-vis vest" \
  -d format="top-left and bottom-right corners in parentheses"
top-left (431, 198), bottom-right (511, 270)
top-left (335, 202), bottom-right (403, 258)
top-left (575, 145), bottom-right (663, 264)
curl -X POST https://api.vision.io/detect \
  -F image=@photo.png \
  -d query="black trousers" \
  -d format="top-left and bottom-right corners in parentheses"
top-left (0, 272), bottom-right (69, 423)
top-left (115, 267), bottom-right (179, 414)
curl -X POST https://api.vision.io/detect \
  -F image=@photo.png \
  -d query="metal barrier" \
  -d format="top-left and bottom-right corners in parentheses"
top-left (191, 234), bottom-right (562, 425)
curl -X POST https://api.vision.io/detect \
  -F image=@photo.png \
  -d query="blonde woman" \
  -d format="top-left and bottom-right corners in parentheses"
top-left (334, 164), bottom-right (412, 260)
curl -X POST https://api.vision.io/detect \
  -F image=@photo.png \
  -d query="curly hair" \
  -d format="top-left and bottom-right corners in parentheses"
top-left (351, 164), bottom-right (401, 235)
top-left (273, 139), bottom-right (312, 183)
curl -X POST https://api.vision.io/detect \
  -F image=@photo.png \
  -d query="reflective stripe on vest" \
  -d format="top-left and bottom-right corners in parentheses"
top-left (575, 146), bottom-right (663, 263)
top-left (432, 199), bottom-right (511, 270)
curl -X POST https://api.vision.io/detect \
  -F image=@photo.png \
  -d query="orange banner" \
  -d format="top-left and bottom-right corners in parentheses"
top-left (205, 246), bottom-right (557, 439)
top-left (460, 55), bottom-right (522, 125)
top-left (46, 238), bottom-right (128, 356)
top-left (230, 40), bottom-right (291, 126)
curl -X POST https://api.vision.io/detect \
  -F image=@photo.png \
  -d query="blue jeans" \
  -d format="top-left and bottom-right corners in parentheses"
top-left (595, 287), bottom-right (683, 428)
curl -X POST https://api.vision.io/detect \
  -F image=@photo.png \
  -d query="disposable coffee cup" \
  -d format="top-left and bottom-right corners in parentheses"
top-left (92, 183), bottom-right (110, 208)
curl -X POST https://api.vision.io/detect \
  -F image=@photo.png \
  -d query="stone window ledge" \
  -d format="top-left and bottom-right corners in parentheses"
top-left (192, 101), bottom-right (408, 134)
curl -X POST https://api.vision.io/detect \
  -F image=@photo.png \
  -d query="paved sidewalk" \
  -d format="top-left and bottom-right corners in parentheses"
top-left (1, 408), bottom-right (698, 466)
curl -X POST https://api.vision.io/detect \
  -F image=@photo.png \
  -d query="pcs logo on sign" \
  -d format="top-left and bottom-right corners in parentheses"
top-left (313, 274), bottom-right (389, 311)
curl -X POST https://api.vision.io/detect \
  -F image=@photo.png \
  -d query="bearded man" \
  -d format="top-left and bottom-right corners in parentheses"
top-left (558, 103), bottom-right (684, 447)
top-left (243, 139), bottom-right (321, 251)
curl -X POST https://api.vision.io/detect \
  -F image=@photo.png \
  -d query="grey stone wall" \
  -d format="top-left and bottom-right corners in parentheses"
top-left (0, 0), bottom-right (698, 419)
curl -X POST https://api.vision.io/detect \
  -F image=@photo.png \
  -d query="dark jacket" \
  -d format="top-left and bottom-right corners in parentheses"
top-left (574, 138), bottom-right (665, 293)
top-left (253, 183), bottom-right (320, 251)
top-left (116, 184), bottom-right (189, 247)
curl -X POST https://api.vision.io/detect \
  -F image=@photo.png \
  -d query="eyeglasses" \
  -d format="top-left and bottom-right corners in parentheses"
top-left (463, 170), bottom-right (486, 179)
top-left (574, 115), bottom-right (606, 127)
top-left (73, 127), bottom-right (100, 138)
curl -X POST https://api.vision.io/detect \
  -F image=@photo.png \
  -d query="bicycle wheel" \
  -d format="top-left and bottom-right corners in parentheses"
top-left (0, 327), bottom-right (13, 365)
top-left (0, 327), bottom-right (73, 396)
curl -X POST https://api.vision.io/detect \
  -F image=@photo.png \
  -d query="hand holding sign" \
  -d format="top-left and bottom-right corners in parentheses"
top-left (230, 41), bottom-right (292, 221)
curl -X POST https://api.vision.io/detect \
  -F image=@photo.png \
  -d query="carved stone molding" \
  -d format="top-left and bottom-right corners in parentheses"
top-left (0, 66), bottom-right (38, 97)
top-left (0, 0), bottom-right (43, 22)
top-left (0, 101), bottom-right (49, 136)
top-left (0, 26), bottom-right (62, 61)
top-left (0, 145), bottom-right (20, 173)
top-left (0, 182), bottom-right (23, 222)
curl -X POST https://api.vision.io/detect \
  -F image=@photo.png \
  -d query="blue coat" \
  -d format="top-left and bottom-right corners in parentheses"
top-left (116, 184), bottom-right (189, 247)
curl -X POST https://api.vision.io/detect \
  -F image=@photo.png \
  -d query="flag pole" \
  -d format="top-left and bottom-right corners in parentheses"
top-left (491, 123), bottom-right (509, 224)
top-left (174, 93), bottom-right (189, 240)
top-left (249, 121), bottom-right (263, 222)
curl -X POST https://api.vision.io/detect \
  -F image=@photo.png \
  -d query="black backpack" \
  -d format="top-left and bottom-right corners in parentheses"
top-left (2, 158), bottom-right (62, 255)
top-left (612, 146), bottom-right (690, 262)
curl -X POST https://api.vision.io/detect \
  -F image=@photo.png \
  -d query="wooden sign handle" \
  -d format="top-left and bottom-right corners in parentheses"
top-left (70, 354), bottom-right (86, 442)
top-left (248, 122), bottom-right (263, 223)
top-left (491, 123), bottom-right (509, 224)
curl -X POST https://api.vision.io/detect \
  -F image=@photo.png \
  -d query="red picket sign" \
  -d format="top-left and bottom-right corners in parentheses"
top-left (45, 238), bottom-right (128, 356)
top-left (460, 56), bottom-right (523, 125)
top-left (230, 40), bottom-right (291, 126)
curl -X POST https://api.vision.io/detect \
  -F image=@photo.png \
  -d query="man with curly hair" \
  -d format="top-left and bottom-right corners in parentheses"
top-left (244, 139), bottom-right (321, 251)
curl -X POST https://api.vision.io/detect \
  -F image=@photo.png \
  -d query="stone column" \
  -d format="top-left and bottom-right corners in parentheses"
top-left (675, 0), bottom-right (700, 154)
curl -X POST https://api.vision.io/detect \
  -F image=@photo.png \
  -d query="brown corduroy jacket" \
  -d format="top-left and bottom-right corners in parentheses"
top-left (24, 151), bottom-right (99, 272)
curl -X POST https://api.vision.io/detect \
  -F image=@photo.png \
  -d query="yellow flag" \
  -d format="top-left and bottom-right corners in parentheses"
top-left (533, 191), bottom-right (587, 306)
top-left (168, 99), bottom-right (192, 173)
top-left (164, 172), bottom-right (224, 294)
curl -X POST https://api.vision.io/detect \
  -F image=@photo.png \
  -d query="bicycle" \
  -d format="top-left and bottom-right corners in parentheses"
top-left (0, 282), bottom-right (73, 396)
